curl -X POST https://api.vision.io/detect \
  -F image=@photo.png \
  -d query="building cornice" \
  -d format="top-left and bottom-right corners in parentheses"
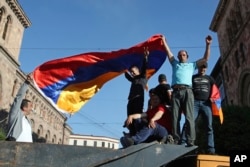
top-left (209, 0), bottom-right (229, 32)
top-left (6, 0), bottom-right (31, 28)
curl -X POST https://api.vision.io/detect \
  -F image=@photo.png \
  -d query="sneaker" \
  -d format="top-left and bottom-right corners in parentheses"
top-left (159, 136), bottom-right (167, 144)
top-left (167, 135), bottom-right (175, 144)
top-left (120, 137), bottom-right (127, 148)
top-left (207, 150), bottom-right (216, 155)
top-left (185, 141), bottom-right (195, 147)
top-left (207, 152), bottom-right (216, 155)
top-left (120, 136), bottom-right (134, 148)
top-left (122, 131), bottom-right (131, 137)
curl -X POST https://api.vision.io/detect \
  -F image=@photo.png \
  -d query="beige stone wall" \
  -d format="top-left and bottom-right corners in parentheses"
top-left (0, 0), bottom-right (30, 62)
top-left (0, 60), bottom-right (71, 144)
top-left (0, 48), bottom-right (19, 109)
top-left (211, 0), bottom-right (250, 106)
top-left (0, 0), bottom-right (72, 144)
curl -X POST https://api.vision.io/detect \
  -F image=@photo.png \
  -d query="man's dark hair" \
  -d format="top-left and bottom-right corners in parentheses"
top-left (20, 99), bottom-right (31, 110)
top-left (149, 88), bottom-right (155, 94)
top-left (158, 74), bottom-right (167, 82)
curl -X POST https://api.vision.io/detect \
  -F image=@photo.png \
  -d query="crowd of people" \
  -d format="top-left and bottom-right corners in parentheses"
top-left (4, 35), bottom-right (216, 154)
top-left (121, 35), bottom-right (216, 154)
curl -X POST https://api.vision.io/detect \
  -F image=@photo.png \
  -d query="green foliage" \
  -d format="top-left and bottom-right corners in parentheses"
top-left (0, 127), bottom-right (6, 140)
top-left (213, 105), bottom-right (250, 155)
top-left (0, 109), bottom-right (8, 140)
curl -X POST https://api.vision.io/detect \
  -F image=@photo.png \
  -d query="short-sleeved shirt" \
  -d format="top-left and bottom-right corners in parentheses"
top-left (154, 84), bottom-right (171, 105)
top-left (192, 74), bottom-right (215, 101)
top-left (171, 59), bottom-right (197, 86)
top-left (147, 104), bottom-right (172, 133)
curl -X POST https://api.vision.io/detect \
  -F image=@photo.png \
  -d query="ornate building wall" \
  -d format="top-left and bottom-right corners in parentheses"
top-left (0, 0), bottom-right (72, 144)
top-left (210, 0), bottom-right (250, 106)
top-left (69, 134), bottom-right (120, 150)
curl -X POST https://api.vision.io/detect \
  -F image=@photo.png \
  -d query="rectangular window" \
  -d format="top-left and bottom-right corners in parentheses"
top-left (73, 140), bottom-right (77, 145)
top-left (102, 142), bottom-right (105, 147)
top-left (235, 50), bottom-right (240, 68)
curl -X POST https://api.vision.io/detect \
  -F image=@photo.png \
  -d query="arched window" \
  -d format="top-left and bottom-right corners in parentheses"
top-left (46, 130), bottom-right (50, 142)
top-left (30, 119), bottom-right (35, 129)
top-left (52, 135), bottom-right (56, 143)
top-left (234, 50), bottom-right (240, 68)
top-left (229, 11), bottom-right (238, 35)
top-left (224, 66), bottom-right (229, 82)
top-left (244, 0), bottom-right (250, 13)
top-left (226, 19), bottom-right (234, 44)
top-left (2, 15), bottom-right (11, 40)
top-left (239, 43), bottom-right (246, 62)
top-left (11, 79), bottom-right (18, 97)
top-left (37, 125), bottom-right (43, 137)
top-left (58, 138), bottom-right (62, 144)
top-left (234, 5), bottom-right (243, 28)
top-left (0, 7), bottom-right (5, 23)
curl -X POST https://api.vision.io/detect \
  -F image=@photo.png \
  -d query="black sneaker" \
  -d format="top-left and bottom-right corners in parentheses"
top-left (167, 135), bottom-right (175, 144)
top-left (120, 137), bottom-right (127, 148)
top-left (159, 136), bottom-right (167, 144)
top-left (120, 136), bottom-right (134, 148)
top-left (185, 141), bottom-right (195, 147)
top-left (207, 151), bottom-right (216, 155)
top-left (123, 131), bottom-right (131, 137)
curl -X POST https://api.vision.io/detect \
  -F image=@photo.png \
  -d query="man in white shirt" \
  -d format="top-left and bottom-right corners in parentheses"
top-left (6, 74), bottom-right (33, 142)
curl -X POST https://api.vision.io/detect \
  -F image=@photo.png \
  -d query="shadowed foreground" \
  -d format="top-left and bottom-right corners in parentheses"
top-left (0, 141), bottom-right (198, 167)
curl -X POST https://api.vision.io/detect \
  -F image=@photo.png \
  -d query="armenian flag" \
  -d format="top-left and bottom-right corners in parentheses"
top-left (33, 34), bottom-right (167, 114)
top-left (210, 84), bottom-right (224, 124)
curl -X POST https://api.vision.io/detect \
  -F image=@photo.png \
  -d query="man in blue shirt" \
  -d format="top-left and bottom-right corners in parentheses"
top-left (162, 35), bottom-right (212, 146)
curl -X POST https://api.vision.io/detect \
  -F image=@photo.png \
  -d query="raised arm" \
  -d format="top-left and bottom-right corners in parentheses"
top-left (197, 35), bottom-right (212, 67)
top-left (8, 74), bottom-right (32, 126)
top-left (161, 36), bottom-right (174, 62)
top-left (140, 47), bottom-right (149, 78)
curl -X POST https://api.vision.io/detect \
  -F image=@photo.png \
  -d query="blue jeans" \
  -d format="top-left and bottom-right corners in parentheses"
top-left (194, 100), bottom-right (215, 153)
top-left (131, 119), bottom-right (168, 144)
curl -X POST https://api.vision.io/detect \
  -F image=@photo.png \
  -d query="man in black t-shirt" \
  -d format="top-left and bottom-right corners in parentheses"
top-left (192, 62), bottom-right (216, 154)
top-left (124, 48), bottom-right (149, 135)
top-left (154, 74), bottom-right (172, 107)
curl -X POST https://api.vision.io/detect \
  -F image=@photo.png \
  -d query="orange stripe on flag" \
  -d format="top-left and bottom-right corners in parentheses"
top-left (211, 102), bottom-right (223, 124)
top-left (210, 84), bottom-right (224, 124)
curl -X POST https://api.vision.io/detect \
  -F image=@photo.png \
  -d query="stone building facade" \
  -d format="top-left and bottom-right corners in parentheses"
top-left (0, 0), bottom-right (72, 144)
top-left (210, 0), bottom-right (250, 106)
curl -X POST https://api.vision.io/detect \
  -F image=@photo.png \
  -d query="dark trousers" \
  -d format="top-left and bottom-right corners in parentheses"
top-left (172, 88), bottom-right (195, 144)
top-left (127, 96), bottom-right (144, 135)
top-left (127, 96), bottom-right (144, 116)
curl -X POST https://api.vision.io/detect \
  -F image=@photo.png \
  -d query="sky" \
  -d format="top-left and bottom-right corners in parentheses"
top-left (18, 0), bottom-right (220, 141)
